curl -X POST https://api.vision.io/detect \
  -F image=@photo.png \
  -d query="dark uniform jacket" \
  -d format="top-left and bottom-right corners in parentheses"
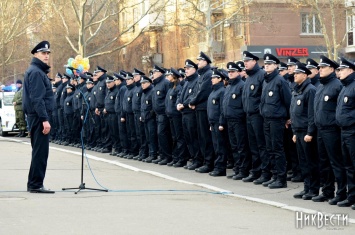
top-left (73, 84), bottom-right (82, 112)
top-left (242, 64), bottom-right (265, 115)
top-left (89, 81), bottom-right (99, 111)
top-left (114, 82), bottom-right (127, 117)
top-left (176, 72), bottom-right (199, 114)
top-left (314, 72), bottom-right (342, 128)
top-left (223, 76), bottom-right (246, 120)
top-left (132, 83), bottom-right (143, 113)
top-left (284, 73), bottom-right (297, 92)
top-left (260, 69), bottom-right (291, 119)
top-left (64, 92), bottom-right (74, 115)
top-left (310, 74), bottom-right (320, 88)
top-left (290, 79), bottom-right (316, 135)
top-left (22, 57), bottom-right (54, 122)
top-left (58, 81), bottom-right (68, 108)
top-left (336, 73), bottom-right (355, 128)
top-left (54, 80), bottom-right (63, 108)
top-left (76, 83), bottom-right (87, 112)
top-left (141, 84), bottom-right (155, 122)
top-left (95, 74), bottom-right (107, 110)
top-left (122, 83), bottom-right (135, 117)
top-left (104, 85), bottom-right (118, 113)
top-left (190, 64), bottom-right (212, 110)
top-left (165, 82), bottom-right (182, 117)
top-left (152, 74), bottom-right (170, 115)
top-left (81, 87), bottom-right (93, 117)
top-left (207, 82), bottom-right (225, 125)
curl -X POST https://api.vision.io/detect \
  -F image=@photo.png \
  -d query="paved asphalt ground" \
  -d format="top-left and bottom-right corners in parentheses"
top-left (0, 136), bottom-right (354, 234)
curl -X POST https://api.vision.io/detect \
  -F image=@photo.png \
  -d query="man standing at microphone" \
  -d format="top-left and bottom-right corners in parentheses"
top-left (23, 41), bottom-right (55, 193)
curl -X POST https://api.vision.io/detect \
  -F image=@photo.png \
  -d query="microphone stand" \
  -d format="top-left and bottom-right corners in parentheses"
top-left (62, 85), bottom-right (108, 194)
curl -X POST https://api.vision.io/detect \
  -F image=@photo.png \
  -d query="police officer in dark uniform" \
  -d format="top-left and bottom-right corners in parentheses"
top-left (178, 68), bottom-right (186, 86)
top-left (23, 41), bottom-right (54, 193)
top-left (132, 68), bottom-right (148, 160)
top-left (286, 57), bottom-right (299, 91)
top-left (236, 61), bottom-right (247, 81)
top-left (223, 62), bottom-right (251, 180)
top-left (335, 57), bottom-right (355, 209)
top-left (306, 58), bottom-right (320, 88)
top-left (88, 71), bottom-right (100, 150)
top-left (57, 73), bottom-right (70, 145)
top-left (207, 69), bottom-right (228, 176)
top-left (81, 77), bottom-right (94, 149)
top-left (64, 84), bottom-right (75, 145)
top-left (289, 62), bottom-right (319, 200)
top-left (103, 74), bottom-right (118, 155)
top-left (284, 56), bottom-right (301, 182)
top-left (278, 62), bottom-right (288, 77)
top-left (141, 75), bottom-right (159, 163)
top-left (50, 83), bottom-right (58, 141)
top-left (114, 72), bottom-right (128, 157)
top-left (165, 68), bottom-right (189, 167)
top-left (51, 73), bottom-right (62, 142)
top-left (241, 51), bottom-right (269, 183)
top-left (260, 53), bottom-right (292, 189)
top-left (122, 72), bottom-right (139, 158)
top-left (71, 75), bottom-right (83, 147)
top-left (177, 60), bottom-right (203, 170)
top-left (189, 52), bottom-right (215, 174)
top-left (314, 55), bottom-right (345, 205)
top-left (94, 66), bottom-right (109, 152)
top-left (152, 64), bottom-right (173, 165)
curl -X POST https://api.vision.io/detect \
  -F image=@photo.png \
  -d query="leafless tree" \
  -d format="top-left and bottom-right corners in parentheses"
top-left (50, 0), bottom-right (169, 59)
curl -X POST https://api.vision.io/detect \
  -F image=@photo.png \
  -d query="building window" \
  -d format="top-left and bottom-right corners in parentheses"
top-left (301, 13), bottom-right (322, 34)
top-left (213, 24), bottom-right (223, 41)
top-left (181, 28), bottom-right (190, 47)
top-left (133, 8), bottom-right (140, 23)
top-left (232, 22), bottom-right (241, 37)
top-left (122, 12), bottom-right (127, 30)
top-left (347, 14), bottom-right (354, 46)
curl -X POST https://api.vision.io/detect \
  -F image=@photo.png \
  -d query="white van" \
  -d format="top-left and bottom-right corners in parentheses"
top-left (0, 91), bottom-right (19, 136)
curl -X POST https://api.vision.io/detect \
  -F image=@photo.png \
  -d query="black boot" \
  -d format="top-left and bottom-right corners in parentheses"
top-left (19, 131), bottom-right (26, 137)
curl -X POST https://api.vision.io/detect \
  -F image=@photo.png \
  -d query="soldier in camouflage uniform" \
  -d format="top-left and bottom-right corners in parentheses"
top-left (12, 80), bottom-right (26, 137)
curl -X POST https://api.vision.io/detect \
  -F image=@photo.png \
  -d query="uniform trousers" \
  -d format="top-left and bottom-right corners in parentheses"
top-left (246, 113), bottom-right (268, 177)
top-left (340, 127), bottom-right (355, 202)
top-left (264, 118), bottom-right (286, 181)
top-left (144, 117), bottom-right (158, 158)
top-left (156, 114), bottom-right (172, 161)
top-left (118, 115), bottom-right (128, 154)
top-left (64, 113), bottom-right (74, 143)
top-left (295, 130), bottom-right (320, 194)
top-left (227, 119), bottom-right (251, 175)
top-left (196, 110), bottom-right (215, 168)
top-left (106, 113), bottom-right (119, 151)
top-left (134, 112), bottom-right (148, 158)
top-left (126, 113), bottom-right (139, 155)
top-left (57, 107), bottom-right (65, 141)
top-left (210, 123), bottom-right (228, 171)
top-left (27, 115), bottom-right (50, 189)
top-left (182, 112), bottom-right (202, 165)
top-left (318, 127), bottom-right (346, 198)
top-left (169, 115), bottom-right (188, 164)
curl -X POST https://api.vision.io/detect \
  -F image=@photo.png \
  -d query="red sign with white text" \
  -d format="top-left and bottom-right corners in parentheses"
top-left (276, 48), bottom-right (309, 57)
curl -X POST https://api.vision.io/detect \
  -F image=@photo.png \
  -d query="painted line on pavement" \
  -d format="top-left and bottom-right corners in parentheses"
top-left (3, 137), bottom-right (354, 224)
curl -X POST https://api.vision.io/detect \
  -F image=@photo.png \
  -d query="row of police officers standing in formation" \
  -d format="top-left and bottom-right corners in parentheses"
top-left (48, 51), bottom-right (355, 210)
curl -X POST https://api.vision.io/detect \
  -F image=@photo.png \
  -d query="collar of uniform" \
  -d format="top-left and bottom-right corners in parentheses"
top-left (197, 63), bottom-right (211, 76)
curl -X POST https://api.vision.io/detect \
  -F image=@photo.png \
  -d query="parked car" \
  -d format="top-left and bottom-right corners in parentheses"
top-left (0, 91), bottom-right (19, 136)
